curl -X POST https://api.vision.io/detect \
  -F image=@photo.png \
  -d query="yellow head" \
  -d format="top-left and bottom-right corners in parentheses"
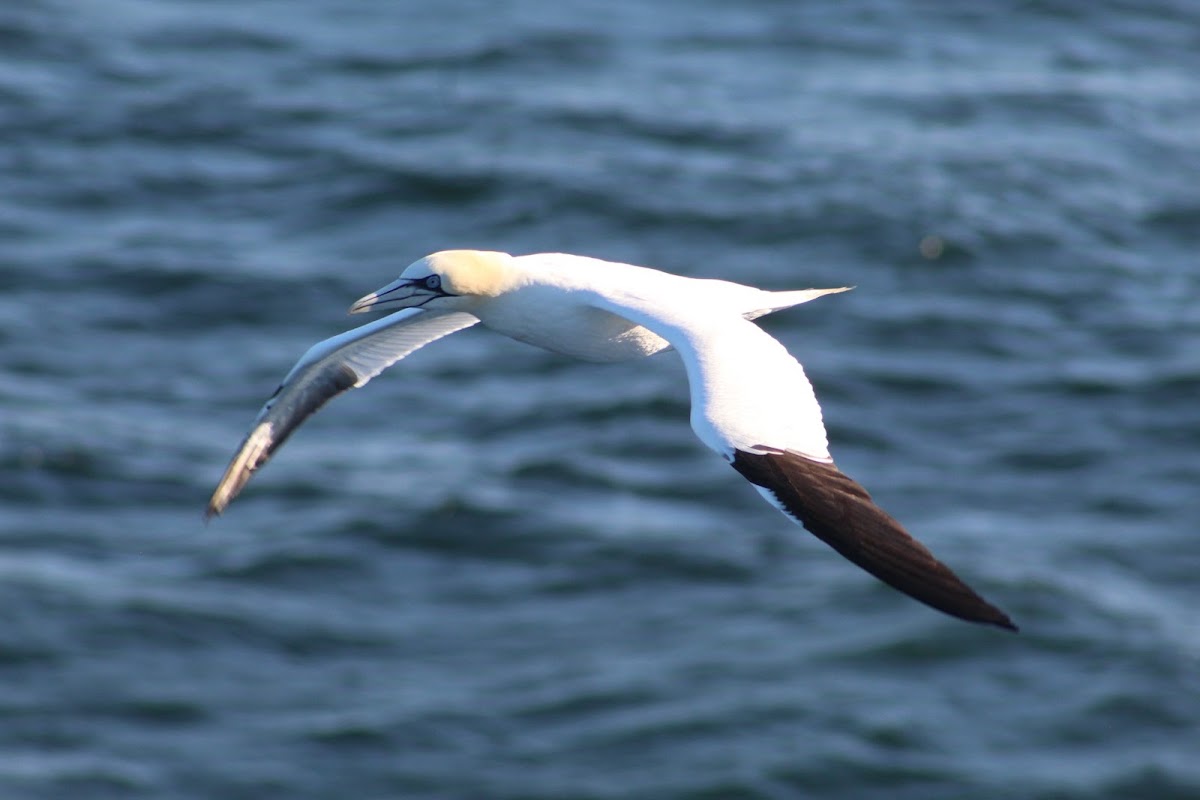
top-left (349, 250), bottom-right (517, 314)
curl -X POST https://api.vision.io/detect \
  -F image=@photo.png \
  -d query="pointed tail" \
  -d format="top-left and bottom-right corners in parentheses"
top-left (744, 286), bottom-right (853, 321)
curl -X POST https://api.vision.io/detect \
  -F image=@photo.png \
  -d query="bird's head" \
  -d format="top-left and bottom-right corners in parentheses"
top-left (349, 250), bottom-right (517, 314)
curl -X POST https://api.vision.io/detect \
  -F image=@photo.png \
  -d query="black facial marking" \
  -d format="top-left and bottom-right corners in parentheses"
top-left (412, 294), bottom-right (441, 309)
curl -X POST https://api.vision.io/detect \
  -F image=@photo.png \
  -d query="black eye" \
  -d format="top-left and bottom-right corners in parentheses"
top-left (424, 275), bottom-right (442, 290)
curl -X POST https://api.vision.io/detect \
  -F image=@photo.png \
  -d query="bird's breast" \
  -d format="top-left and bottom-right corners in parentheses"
top-left (478, 298), bottom-right (671, 363)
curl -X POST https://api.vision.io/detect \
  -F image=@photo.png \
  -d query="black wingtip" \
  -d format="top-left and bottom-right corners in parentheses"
top-left (732, 448), bottom-right (1019, 632)
top-left (967, 602), bottom-right (1018, 632)
top-left (933, 579), bottom-right (1019, 632)
top-left (987, 612), bottom-right (1019, 633)
top-left (922, 590), bottom-right (1019, 633)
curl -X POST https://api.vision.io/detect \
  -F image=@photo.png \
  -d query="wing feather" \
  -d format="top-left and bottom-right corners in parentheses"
top-left (583, 288), bottom-right (1016, 629)
top-left (582, 289), bottom-right (831, 460)
top-left (206, 309), bottom-right (478, 518)
top-left (735, 449), bottom-right (1016, 630)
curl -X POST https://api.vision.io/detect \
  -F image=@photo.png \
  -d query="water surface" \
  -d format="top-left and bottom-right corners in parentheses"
top-left (2, 1), bottom-right (1199, 798)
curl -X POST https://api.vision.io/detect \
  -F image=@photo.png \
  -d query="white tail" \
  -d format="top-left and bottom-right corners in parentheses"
top-left (743, 286), bottom-right (853, 320)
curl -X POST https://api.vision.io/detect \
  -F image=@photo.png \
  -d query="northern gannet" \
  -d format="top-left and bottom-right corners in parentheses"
top-left (208, 250), bottom-right (1017, 631)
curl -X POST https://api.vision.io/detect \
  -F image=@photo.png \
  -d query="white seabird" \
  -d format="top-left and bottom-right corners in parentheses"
top-left (208, 250), bottom-right (1017, 631)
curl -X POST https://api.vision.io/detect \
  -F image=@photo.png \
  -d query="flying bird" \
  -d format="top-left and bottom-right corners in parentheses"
top-left (208, 250), bottom-right (1016, 631)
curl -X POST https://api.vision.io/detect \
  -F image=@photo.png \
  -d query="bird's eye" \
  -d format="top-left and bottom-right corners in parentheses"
top-left (424, 275), bottom-right (442, 290)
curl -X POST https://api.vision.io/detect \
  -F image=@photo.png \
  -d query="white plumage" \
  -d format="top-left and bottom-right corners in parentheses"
top-left (208, 250), bottom-right (1016, 630)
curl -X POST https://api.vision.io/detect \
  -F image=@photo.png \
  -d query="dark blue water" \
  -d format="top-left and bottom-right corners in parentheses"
top-left (3, 1), bottom-right (1199, 797)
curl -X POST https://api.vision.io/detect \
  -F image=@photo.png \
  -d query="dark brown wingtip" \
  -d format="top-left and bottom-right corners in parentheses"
top-left (972, 601), bottom-right (1019, 632)
top-left (732, 448), bottom-right (1019, 632)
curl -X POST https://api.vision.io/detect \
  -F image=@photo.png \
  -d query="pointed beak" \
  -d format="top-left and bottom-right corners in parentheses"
top-left (349, 278), bottom-right (420, 314)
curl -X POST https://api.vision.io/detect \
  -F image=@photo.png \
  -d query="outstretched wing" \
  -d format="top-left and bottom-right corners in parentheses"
top-left (207, 309), bottom-right (479, 518)
top-left (583, 288), bottom-right (1016, 630)
top-left (733, 448), bottom-right (1016, 630)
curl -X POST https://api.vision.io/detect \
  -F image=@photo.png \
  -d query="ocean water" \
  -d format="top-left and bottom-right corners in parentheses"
top-left (2, 0), bottom-right (1199, 798)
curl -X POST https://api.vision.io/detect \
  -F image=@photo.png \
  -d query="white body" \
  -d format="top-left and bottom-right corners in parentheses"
top-left (457, 253), bottom-right (837, 458)
top-left (467, 253), bottom-right (814, 361)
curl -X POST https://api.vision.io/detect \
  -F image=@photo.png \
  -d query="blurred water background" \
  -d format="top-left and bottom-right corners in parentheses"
top-left (2, 1), bottom-right (1199, 798)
